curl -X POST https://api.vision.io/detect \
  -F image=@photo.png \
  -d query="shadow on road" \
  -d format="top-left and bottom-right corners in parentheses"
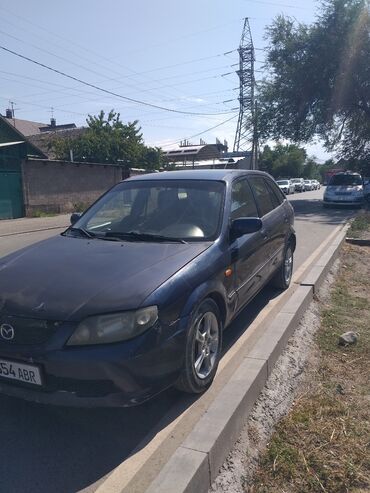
top-left (0, 284), bottom-right (280, 493)
top-left (290, 197), bottom-right (359, 225)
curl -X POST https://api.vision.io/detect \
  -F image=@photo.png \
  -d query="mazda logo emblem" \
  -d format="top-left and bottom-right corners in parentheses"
top-left (0, 324), bottom-right (15, 341)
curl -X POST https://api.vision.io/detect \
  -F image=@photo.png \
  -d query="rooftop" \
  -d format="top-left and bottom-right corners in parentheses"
top-left (127, 169), bottom-right (267, 182)
top-left (1, 114), bottom-right (76, 137)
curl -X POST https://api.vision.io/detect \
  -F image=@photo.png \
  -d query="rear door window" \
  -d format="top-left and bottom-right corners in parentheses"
top-left (265, 179), bottom-right (285, 207)
top-left (231, 178), bottom-right (258, 219)
top-left (248, 176), bottom-right (276, 217)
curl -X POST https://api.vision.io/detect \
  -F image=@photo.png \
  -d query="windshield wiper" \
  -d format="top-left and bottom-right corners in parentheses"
top-left (63, 227), bottom-right (95, 239)
top-left (104, 231), bottom-right (187, 244)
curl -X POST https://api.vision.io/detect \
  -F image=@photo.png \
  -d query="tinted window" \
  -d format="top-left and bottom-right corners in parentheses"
top-left (231, 179), bottom-right (258, 219)
top-left (249, 177), bottom-right (276, 217)
top-left (265, 179), bottom-right (284, 207)
top-left (329, 174), bottom-right (362, 186)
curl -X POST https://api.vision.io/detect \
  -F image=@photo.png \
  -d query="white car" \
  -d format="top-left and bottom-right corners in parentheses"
top-left (290, 178), bottom-right (306, 192)
top-left (276, 179), bottom-right (295, 195)
top-left (323, 172), bottom-right (364, 207)
top-left (304, 180), bottom-right (314, 191)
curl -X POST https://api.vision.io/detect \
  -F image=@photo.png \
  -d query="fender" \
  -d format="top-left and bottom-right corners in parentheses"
top-left (179, 277), bottom-right (237, 328)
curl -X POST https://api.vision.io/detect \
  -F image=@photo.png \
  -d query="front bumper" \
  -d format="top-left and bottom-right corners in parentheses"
top-left (323, 196), bottom-right (364, 206)
top-left (0, 318), bottom-right (188, 407)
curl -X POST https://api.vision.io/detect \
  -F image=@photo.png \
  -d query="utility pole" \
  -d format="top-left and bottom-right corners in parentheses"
top-left (233, 18), bottom-right (258, 169)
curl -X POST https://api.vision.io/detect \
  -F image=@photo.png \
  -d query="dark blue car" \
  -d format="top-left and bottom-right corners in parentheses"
top-left (0, 170), bottom-right (295, 407)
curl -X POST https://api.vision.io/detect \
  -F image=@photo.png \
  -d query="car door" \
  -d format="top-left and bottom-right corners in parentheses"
top-left (248, 176), bottom-right (286, 284)
top-left (229, 178), bottom-right (269, 310)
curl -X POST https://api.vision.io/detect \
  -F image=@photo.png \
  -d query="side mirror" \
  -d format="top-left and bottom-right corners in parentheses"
top-left (70, 212), bottom-right (82, 225)
top-left (230, 217), bottom-right (262, 240)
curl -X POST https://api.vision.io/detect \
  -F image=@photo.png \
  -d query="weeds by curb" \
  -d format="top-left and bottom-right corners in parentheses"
top-left (248, 241), bottom-right (370, 493)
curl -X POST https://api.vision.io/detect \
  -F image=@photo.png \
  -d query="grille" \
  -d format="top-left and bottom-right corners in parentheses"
top-left (0, 316), bottom-right (58, 345)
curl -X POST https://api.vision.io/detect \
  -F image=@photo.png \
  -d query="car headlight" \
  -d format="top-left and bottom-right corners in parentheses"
top-left (67, 306), bottom-right (158, 346)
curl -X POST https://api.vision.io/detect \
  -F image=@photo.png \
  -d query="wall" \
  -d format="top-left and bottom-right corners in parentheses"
top-left (22, 159), bottom-right (126, 216)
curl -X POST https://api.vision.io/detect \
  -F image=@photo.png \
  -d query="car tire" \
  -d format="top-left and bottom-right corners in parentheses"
top-left (175, 298), bottom-right (222, 394)
top-left (270, 243), bottom-right (294, 290)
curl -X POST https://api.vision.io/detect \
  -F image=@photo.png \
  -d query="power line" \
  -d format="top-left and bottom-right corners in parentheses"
top-left (160, 114), bottom-right (238, 148)
top-left (0, 44), bottom-right (236, 117)
top-left (243, 0), bottom-right (308, 9)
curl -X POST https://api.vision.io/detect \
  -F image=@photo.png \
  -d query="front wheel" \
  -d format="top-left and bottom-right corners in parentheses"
top-left (175, 298), bottom-right (222, 394)
top-left (270, 244), bottom-right (294, 290)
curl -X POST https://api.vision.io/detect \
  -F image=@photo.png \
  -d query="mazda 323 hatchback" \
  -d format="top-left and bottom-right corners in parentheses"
top-left (0, 170), bottom-right (295, 407)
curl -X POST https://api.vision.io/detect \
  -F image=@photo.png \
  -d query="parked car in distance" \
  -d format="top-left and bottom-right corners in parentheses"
top-left (364, 178), bottom-right (370, 204)
top-left (276, 179), bottom-right (295, 195)
top-left (323, 172), bottom-right (364, 207)
top-left (290, 178), bottom-right (306, 192)
top-left (304, 179), bottom-right (314, 191)
top-left (0, 170), bottom-right (295, 407)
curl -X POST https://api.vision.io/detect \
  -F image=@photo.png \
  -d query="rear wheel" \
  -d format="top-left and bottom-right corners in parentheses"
top-left (175, 298), bottom-right (222, 394)
top-left (270, 244), bottom-right (293, 290)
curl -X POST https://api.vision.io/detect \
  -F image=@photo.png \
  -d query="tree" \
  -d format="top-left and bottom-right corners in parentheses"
top-left (259, 143), bottom-right (307, 178)
top-left (53, 110), bottom-right (163, 169)
top-left (258, 0), bottom-right (370, 174)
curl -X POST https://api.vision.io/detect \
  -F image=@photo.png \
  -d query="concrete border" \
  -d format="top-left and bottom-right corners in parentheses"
top-left (300, 228), bottom-right (347, 293)
top-left (145, 228), bottom-right (347, 493)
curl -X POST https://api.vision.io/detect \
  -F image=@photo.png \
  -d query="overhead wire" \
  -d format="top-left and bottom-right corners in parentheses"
top-left (0, 45), bottom-right (236, 117)
top-left (159, 114), bottom-right (238, 148)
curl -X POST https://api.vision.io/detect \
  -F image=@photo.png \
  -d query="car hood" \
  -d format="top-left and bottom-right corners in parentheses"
top-left (0, 235), bottom-right (211, 321)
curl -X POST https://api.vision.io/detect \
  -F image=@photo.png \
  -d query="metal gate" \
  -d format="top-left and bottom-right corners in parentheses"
top-left (0, 171), bottom-right (24, 219)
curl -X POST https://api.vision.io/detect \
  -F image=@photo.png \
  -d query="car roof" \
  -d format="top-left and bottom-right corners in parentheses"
top-left (333, 171), bottom-right (362, 176)
top-left (125, 169), bottom-right (272, 184)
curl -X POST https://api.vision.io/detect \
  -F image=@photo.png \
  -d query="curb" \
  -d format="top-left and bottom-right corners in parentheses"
top-left (145, 228), bottom-right (347, 493)
top-left (0, 225), bottom-right (67, 238)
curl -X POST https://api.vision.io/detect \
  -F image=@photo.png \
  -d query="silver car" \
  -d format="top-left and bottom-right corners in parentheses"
top-left (323, 172), bottom-right (364, 207)
top-left (277, 179), bottom-right (295, 195)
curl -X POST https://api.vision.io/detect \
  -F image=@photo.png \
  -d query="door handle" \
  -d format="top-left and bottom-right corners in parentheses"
top-left (260, 229), bottom-right (269, 240)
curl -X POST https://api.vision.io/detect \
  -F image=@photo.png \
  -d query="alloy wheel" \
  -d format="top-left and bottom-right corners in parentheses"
top-left (193, 311), bottom-right (220, 379)
top-left (284, 246), bottom-right (293, 285)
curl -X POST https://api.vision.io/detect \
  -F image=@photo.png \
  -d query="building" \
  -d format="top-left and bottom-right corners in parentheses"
top-left (163, 142), bottom-right (228, 165)
top-left (163, 141), bottom-right (252, 170)
top-left (0, 112), bottom-right (123, 219)
top-left (1, 108), bottom-right (76, 137)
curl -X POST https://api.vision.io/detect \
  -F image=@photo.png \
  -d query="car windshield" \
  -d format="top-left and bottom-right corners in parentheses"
top-left (71, 179), bottom-right (225, 241)
top-left (291, 179), bottom-right (300, 183)
top-left (277, 180), bottom-right (289, 185)
top-left (329, 174), bottom-right (362, 186)
top-left (304, 180), bottom-right (310, 183)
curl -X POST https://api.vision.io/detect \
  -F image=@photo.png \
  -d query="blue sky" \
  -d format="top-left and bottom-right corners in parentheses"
top-left (0, 0), bottom-right (330, 160)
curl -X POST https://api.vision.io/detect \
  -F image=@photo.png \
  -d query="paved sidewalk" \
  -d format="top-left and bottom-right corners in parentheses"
top-left (0, 214), bottom-right (70, 236)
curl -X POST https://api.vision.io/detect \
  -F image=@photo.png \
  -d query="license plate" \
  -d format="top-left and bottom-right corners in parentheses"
top-left (0, 359), bottom-right (42, 386)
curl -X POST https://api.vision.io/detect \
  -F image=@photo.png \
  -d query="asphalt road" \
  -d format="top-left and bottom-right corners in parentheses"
top-left (0, 188), bottom-right (356, 493)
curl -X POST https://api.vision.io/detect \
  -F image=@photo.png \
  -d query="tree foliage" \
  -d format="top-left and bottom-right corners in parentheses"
top-left (259, 143), bottom-right (321, 179)
top-left (258, 0), bottom-right (370, 172)
top-left (52, 110), bottom-right (163, 169)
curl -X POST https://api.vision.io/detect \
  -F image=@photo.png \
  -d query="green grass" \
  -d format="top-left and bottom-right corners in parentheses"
top-left (247, 244), bottom-right (370, 493)
top-left (31, 210), bottom-right (58, 218)
top-left (347, 212), bottom-right (370, 238)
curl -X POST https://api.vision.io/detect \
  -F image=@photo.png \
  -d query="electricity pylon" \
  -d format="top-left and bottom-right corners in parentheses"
top-left (233, 18), bottom-right (258, 169)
